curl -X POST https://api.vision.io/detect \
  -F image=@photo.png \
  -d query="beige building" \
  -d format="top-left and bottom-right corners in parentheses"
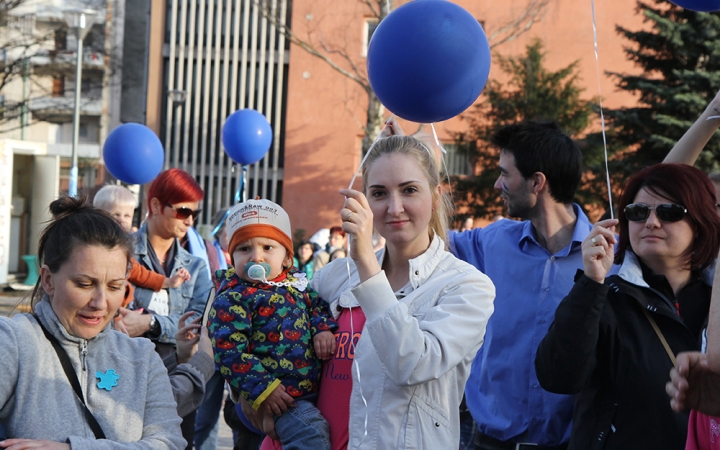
top-left (1, 0), bottom-right (118, 283)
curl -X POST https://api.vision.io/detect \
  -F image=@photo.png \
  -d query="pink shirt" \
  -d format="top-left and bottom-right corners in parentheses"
top-left (261, 307), bottom-right (366, 450)
top-left (687, 411), bottom-right (720, 450)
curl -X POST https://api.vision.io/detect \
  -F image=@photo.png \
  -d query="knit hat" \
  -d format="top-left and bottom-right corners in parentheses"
top-left (226, 198), bottom-right (293, 258)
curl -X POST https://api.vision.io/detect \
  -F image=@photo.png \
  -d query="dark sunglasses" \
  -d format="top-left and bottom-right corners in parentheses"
top-left (166, 204), bottom-right (202, 220)
top-left (624, 203), bottom-right (687, 223)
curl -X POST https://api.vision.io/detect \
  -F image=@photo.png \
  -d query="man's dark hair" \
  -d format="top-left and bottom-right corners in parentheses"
top-left (491, 120), bottom-right (582, 204)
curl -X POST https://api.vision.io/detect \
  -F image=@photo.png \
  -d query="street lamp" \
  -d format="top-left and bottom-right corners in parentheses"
top-left (64, 9), bottom-right (97, 197)
top-left (168, 89), bottom-right (187, 105)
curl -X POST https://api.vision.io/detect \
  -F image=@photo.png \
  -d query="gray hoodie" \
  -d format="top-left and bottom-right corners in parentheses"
top-left (0, 299), bottom-right (186, 449)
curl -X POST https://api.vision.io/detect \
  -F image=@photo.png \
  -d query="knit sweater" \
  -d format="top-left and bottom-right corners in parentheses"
top-left (0, 299), bottom-right (186, 449)
top-left (209, 268), bottom-right (337, 409)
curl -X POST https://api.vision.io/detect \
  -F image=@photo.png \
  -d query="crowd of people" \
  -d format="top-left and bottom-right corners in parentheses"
top-left (3, 91), bottom-right (720, 450)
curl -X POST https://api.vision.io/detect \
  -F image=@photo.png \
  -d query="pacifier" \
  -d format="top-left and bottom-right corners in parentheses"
top-left (244, 262), bottom-right (271, 281)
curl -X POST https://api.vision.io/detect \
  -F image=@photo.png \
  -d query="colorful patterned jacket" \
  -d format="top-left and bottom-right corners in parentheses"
top-left (208, 267), bottom-right (337, 410)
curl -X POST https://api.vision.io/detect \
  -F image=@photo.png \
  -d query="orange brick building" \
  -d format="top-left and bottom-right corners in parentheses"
top-left (144, 0), bottom-right (646, 238)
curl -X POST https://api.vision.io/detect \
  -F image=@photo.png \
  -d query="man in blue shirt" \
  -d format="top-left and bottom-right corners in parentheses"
top-left (451, 121), bottom-right (587, 449)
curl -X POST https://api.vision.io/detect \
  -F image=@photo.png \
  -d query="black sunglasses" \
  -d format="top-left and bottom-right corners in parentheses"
top-left (166, 204), bottom-right (202, 221)
top-left (624, 203), bottom-right (687, 223)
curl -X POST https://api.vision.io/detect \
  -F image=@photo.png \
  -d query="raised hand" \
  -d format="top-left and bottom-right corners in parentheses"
top-left (583, 219), bottom-right (618, 283)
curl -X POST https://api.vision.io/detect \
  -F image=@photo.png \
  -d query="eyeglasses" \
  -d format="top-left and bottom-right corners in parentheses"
top-left (165, 204), bottom-right (202, 221)
top-left (624, 203), bottom-right (687, 223)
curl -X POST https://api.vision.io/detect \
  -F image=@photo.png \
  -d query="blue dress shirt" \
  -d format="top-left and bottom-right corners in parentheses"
top-left (451, 205), bottom-right (596, 446)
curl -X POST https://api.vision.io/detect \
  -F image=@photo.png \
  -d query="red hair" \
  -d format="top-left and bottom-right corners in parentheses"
top-left (616, 163), bottom-right (720, 271)
top-left (147, 168), bottom-right (204, 216)
top-left (329, 226), bottom-right (346, 237)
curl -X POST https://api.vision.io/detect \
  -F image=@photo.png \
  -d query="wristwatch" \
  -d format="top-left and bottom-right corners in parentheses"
top-left (148, 315), bottom-right (160, 337)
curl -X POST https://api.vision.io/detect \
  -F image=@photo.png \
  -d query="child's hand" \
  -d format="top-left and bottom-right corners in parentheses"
top-left (261, 383), bottom-right (295, 416)
top-left (313, 331), bottom-right (336, 360)
top-left (175, 311), bottom-right (201, 363)
top-left (164, 268), bottom-right (191, 288)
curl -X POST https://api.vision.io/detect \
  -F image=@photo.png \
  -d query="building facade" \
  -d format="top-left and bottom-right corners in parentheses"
top-left (145, 0), bottom-right (646, 240)
top-left (1, 0), bottom-right (119, 283)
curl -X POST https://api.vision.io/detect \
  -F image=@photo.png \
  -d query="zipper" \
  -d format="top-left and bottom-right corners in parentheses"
top-left (81, 340), bottom-right (88, 372)
top-left (646, 287), bottom-right (682, 320)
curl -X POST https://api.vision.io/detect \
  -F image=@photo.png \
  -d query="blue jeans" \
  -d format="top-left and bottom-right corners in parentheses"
top-left (459, 415), bottom-right (477, 450)
top-left (274, 400), bottom-right (330, 450)
top-left (194, 371), bottom-right (225, 450)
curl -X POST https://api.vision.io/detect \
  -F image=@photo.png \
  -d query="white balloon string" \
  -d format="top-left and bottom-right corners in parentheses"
top-left (430, 122), bottom-right (447, 154)
top-left (348, 305), bottom-right (368, 443)
top-left (345, 114), bottom-right (395, 281)
top-left (344, 115), bottom-right (394, 445)
top-left (430, 122), bottom-right (454, 204)
top-left (590, 0), bottom-right (614, 219)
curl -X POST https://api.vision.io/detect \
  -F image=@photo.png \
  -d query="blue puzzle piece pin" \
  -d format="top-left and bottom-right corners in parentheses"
top-left (96, 369), bottom-right (119, 391)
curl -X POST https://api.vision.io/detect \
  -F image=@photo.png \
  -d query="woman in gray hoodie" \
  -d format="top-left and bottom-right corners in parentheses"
top-left (0, 196), bottom-right (185, 450)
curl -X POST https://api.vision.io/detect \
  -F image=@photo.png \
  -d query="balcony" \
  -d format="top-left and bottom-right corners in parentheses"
top-left (29, 96), bottom-right (102, 122)
top-left (47, 142), bottom-right (101, 159)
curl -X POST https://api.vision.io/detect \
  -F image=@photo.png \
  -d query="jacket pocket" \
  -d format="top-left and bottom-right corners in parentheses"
top-left (590, 402), bottom-right (618, 450)
top-left (403, 392), bottom-right (452, 450)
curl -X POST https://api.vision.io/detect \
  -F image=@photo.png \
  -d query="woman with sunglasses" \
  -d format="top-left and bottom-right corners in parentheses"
top-left (117, 168), bottom-right (211, 356)
top-left (535, 163), bottom-right (720, 449)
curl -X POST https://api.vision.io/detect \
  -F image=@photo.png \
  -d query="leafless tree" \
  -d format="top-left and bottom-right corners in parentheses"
top-left (256, 0), bottom-right (552, 142)
top-left (0, 0), bottom-right (113, 132)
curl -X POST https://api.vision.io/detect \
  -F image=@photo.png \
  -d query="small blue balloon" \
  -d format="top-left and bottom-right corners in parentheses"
top-left (103, 123), bottom-right (164, 185)
top-left (222, 109), bottom-right (273, 165)
top-left (367, 0), bottom-right (491, 123)
top-left (670, 0), bottom-right (720, 11)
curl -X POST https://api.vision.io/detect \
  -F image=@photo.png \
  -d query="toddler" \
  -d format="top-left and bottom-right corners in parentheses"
top-left (208, 198), bottom-right (337, 450)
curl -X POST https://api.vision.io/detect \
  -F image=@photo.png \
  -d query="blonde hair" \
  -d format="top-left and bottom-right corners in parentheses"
top-left (93, 185), bottom-right (138, 211)
top-left (361, 135), bottom-right (453, 246)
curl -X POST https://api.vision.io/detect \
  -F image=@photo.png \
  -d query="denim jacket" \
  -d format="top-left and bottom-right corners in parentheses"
top-left (132, 224), bottom-right (213, 344)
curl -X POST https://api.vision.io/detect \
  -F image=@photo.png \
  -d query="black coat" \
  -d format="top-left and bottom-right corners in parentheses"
top-left (535, 256), bottom-right (708, 450)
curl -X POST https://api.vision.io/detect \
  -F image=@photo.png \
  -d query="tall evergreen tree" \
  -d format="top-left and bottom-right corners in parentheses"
top-left (601, 0), bottom-right (720, 172)
top-left (453, 39), bottom-right (595, 220)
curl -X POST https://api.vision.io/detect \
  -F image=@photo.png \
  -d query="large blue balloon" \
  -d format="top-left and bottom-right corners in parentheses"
top-left (103, 123), bottom-right (164, 185)
top-left (670, 0), bottom-right (720, 11)
top-left (222, 109), bottom-right (273, 165)
top-left (367, 0), bottom-right (491, 123)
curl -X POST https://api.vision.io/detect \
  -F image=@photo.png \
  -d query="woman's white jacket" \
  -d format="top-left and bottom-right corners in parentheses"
top-left (311, 235), bottom-right (495, 449)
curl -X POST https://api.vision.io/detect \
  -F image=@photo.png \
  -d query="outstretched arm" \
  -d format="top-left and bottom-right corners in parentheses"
top-left (663, 89), bottom-right (720, 165)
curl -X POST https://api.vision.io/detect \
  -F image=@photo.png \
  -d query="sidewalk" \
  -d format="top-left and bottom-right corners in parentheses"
top-left (217, 419), bottom-right (235, 449)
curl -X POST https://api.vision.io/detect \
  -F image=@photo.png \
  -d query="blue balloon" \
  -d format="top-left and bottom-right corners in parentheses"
top-left (367, 0), bottom-right (491, 123)
top-left (670, 0), bottom-right (720, 11)
top-left (222, 109), bottom-right (273, 165)
top-left (103, 123), bottom-right (164, 185)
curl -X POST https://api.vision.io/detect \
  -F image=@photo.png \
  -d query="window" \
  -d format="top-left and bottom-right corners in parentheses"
top-left (55, 29), bottom-right (67, 51)
top-left (362, 18), bottom-right (379, 57)
top-left (442, 143), bottom-right (474, 176)
top-left (9, 15), bottom-right (36, 36)
top-left (52, 76), bottom-right (65, 97)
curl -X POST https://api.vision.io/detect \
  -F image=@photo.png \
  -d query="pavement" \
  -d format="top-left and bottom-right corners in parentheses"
top-left (0, 283), bottom-right (237, 450)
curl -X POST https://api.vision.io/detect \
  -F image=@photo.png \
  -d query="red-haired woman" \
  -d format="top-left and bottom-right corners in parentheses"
top-left (117, 168), bottom-right (212, 355)
top-left (535, 163), bottom-right (720, 449)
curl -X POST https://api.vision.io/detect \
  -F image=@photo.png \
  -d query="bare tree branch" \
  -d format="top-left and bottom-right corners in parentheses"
top-left (254, 0), bottom-right (550, 141)
top-left (487, 0), bottom-right (551, 49)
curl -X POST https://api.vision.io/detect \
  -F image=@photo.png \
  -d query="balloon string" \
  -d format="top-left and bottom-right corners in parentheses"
top-left (590, 0), bottom-right (614, 219)
top-left (345, 114), bottom-right (394, 282)
top-left (344, 115), bottom-right (394, 446)
top-left (430, 123), bottom-right (454, 204)
top-left (234, 165), bottom-right (248, 204)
